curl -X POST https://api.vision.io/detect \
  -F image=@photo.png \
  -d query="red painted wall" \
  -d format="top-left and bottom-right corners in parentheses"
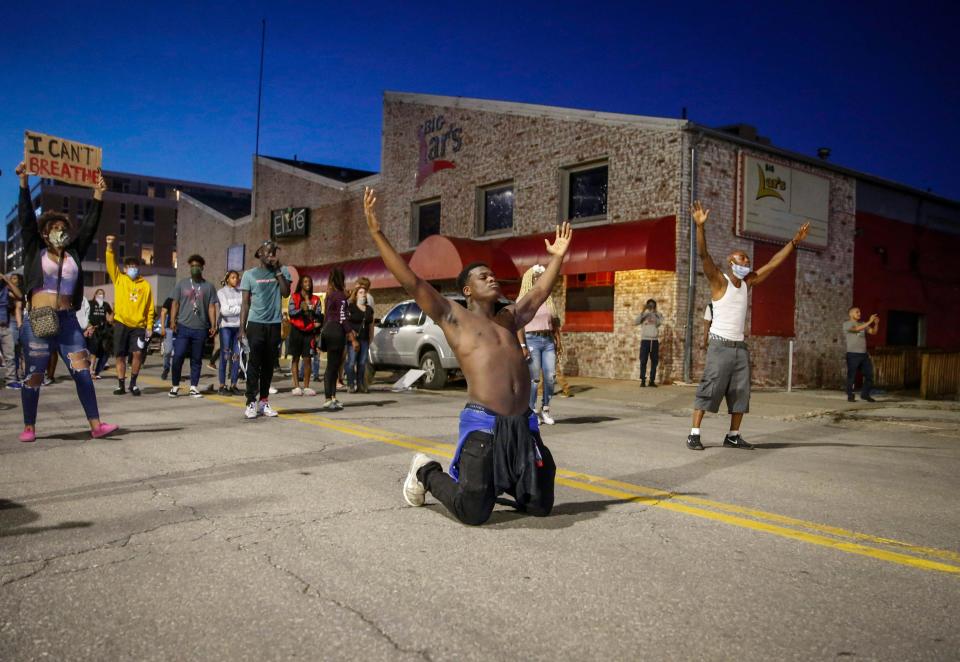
top-left (854, 212), bottom-right (960, 349)
top-left (750, 242), bottom-right (797, 337)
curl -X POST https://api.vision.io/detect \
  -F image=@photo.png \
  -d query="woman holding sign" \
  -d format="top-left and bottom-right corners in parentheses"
top-left (14, 162), bottom-right (119, 442)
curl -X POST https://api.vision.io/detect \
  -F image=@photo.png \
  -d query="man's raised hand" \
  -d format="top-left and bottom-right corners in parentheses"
top-left (793, 222), bottom-right (811, 245)
top-left (545, 221), bottom-right (573, 257)
top-left (93, 169), bottom-right (107, 200)
top-left (363, 187), bottom-right (380, 234)
top-left (692, 200), bottom-right (709, 227)
top-left (15, 161), bottom-right (28, 186)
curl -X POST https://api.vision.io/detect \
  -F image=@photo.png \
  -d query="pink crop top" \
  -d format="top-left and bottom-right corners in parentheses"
top-left (525, 303), bottom-right (554, 332)
top-left (35, 250), bottom-right (79, 297)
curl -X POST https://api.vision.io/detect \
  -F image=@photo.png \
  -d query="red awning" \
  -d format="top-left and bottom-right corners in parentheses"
top-left (295, 216), bottom-right (675, 290)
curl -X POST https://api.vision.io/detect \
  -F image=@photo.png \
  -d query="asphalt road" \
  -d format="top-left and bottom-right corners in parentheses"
top-left (1, 367), bottom-right (958, 661)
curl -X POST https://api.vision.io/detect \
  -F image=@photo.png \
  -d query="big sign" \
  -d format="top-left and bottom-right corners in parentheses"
top-left (24, 130), bottom-right (103, 188)
top-left (271, 207), bottom-right (309, 239)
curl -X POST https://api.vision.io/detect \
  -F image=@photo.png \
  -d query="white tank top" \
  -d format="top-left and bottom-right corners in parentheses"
top-left (710, 275), bottom-right (748, 341)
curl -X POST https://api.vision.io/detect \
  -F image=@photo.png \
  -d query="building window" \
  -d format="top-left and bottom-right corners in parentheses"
top-left (413, 198), bottom-right (441, 245)
top-left (133, 204), bottom-right (140, 221)
top-left (143, 206), bottom-right (154, 223)
top-left (117, 244), bottom-right (125, 259)
top-left (147, 183), bottom-right (155, 198)
top-left (564, 271), bottom-right (614, 332)
top-left (479, 182), bottom-right (514, 234)
top-left (562, 161), bottom-right (608, 221)
top-left (887, 311), bottom-right (925, 347)
top-left (83, 272), bottom-right (94, 287)
top-left (141, 244), bottom-right (154, 265)
top-left (61, 196), bottom-right (70, 212)
top-left (119, 203), bottom-right (126, 219)
top-left (119, 221), bottom-right (126, 236)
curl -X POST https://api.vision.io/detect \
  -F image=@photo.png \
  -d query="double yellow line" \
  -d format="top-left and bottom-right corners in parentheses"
top-left (151, 378), bottom-right (960, 575)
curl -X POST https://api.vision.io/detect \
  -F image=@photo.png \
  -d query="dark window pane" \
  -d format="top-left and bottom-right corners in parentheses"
top-left (568, 165), bottom-right (608, 219)
top-left (484, 186), bottom-right (514, 232)
top-left (143, 206), bottom-right (154, 222)
top-left (381, 303), bottom-right (407, 327)
top-left (403, 303), bottom-right (423, 326)
top-left (886, 310), bottom-right (921, 346)
top-left (417, 202), bottom-right (441, 243)
top-left (565, 285), bottom-right (614, 312)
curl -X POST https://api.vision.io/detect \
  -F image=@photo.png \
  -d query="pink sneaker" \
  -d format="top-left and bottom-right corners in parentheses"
top-left (90, 423), bottom-right (120, 439)
top-left (18, 429), bottom-right (36, 443)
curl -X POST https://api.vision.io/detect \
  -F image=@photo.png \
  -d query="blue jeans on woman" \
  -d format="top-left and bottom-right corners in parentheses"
top-left (345, 339), bottom-right (370, 389)
top-left (162, 327), bottom-right (174, 374)
top-left (526, 332), bottom-right (556, 412)
top-left (219, 326), bottom-right (240, 386)
top-left (21, 310), bottom-right (100, 426)
top-left (9, 319), bottom-right (22, 381)
top-left (172, 326), bottom-right (207, 388)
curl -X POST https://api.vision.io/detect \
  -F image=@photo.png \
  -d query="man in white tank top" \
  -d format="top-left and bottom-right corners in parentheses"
top-left (687, 201), bottom-right (810, 451)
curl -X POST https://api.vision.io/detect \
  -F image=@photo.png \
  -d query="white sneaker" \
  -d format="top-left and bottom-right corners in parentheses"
top-left (540, 408), bottom-right (555, 425)
top-left (322, 399), bottom-right (335, 410)
top-left (244, 402), bottom-right (259, 419)
top-left (189, 386), bottom-right (203, 398)
top-left (403, 453), bottom-right (433, 507)
top-left (302, 387), bottom-right (316, 397)
top-left (291, 387), bottom-right (303, 396)
top-left (268, 386), bottom-right (278, 395)
top-left (258, 401), bottom-right (279, 417)
top-left (333, 399), bottom-right (344, 411)
top-left (168, 387), bottom-right (179, 398)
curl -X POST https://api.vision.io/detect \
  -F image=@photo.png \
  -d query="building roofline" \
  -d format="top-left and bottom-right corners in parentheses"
top-left (257, 156), bottom-right (380, 191)
top-left (99, 169), bottom-right (250, 194)
top-left (179, 192), bottom-right (252, 227)
top-left (384, 91), bottom-right (687, 131)
top-left (691, 125), bottom-right (960, 208)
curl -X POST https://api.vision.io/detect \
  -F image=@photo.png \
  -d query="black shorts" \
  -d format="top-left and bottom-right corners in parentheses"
top-left (113, 323), bottom-right (146, 358)
top-left (286, 326), bottom-right (315, 360)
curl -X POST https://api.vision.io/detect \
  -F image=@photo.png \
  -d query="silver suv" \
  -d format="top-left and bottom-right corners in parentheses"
top-left (368, 295), bottom-right (511, 389)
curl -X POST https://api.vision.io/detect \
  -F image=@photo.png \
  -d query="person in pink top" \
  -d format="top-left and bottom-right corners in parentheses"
top-left (516, 265), bottom-right (562, 425)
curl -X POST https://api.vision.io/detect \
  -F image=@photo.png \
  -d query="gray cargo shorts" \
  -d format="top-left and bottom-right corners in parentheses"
top-left (694, 337), bottom-right (751, 414)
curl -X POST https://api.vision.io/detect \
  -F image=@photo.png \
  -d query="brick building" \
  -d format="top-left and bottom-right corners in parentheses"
top-left (178, 92), bottom-right (960, 387)
top-left (4, 171), bottom-right (250, 291)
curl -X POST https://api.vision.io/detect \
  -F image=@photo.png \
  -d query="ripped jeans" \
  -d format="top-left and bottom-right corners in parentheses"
top-left (21, 310), bottom-right (100, 427)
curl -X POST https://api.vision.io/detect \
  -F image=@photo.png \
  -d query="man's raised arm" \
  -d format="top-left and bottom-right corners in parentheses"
top-left (363, 187), bottom-right (450, 322)
top-left (693, 201), bottom-right (725, 296)
top-left (748, 222), bottom-right (810, 286)
top-left (512, 222), bottom-right (573, 328)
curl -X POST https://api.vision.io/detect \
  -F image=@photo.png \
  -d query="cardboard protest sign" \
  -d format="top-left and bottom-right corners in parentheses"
top-left (24, 130), bottom-right (102, 187)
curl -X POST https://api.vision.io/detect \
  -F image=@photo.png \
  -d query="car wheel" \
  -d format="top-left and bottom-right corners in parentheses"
top-left (419, 350), bottom-right (447, 389)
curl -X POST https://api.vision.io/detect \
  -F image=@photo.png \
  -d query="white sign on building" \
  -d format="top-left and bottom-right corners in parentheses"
top-left (736, 153), bottom-right (830, 248)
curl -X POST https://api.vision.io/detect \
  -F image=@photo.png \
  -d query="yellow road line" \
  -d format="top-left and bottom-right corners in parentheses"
top-left (141, 377), bottom-right (960, 574)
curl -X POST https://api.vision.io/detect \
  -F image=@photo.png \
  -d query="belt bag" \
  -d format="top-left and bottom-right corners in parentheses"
top-left (30, 253), bottom-right (65, 339)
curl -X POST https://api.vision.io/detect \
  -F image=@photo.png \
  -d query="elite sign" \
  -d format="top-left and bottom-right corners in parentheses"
top-left (24, 130), bottom-right (103, 188)
top-left (271, 207), bottom-right (309, 239)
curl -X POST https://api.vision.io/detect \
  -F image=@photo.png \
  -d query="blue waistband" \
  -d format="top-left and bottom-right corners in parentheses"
top-left (450, 403), bottom-right (539, 482)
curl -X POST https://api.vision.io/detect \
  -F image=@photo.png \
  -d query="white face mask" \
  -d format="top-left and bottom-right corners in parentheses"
top-left (126, 267), bottom-right (140, 279)
top-left (48, 229), bottom-right (69, 248)
top-left (730, 263), bottom-right (751, 279)
top-left (96, 295), bottom-right (104, 304)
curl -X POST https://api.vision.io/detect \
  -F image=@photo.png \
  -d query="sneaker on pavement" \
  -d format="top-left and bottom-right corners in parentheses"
top-left (268, 386), bottom-right (278, 395)
top-left (130, 386), bottom-right (141, 397)
top-left (245, 402), bottom-right (259, 419)
top-left (93, 374), bottom-right (102, 380)
top-left (217, 385), bottom-right (228, 396)
top-left (91, 423), bottom-right (120, 439)
top-left (302, 387), bottom-right (317, 397)
top-left (723, 434), bottom-right (754, 450)
top-left (847, 394), bottom-right (856, 402)
top-left (291, 387), bottom-right (303, 396)
top-left (322, 399), bottom-right (335, 410)
top-left (863, 395), bottom-right (877, 403)
top-left (333, 399), bottom-right (344, 411)
top-left (540, 408), bottom-right (555, 425)
top-left (6, 381), bottom-right (22, 390)
top-left (113, 386), bottom-right (126, 395)
top-left (168, 387), bottom-right (179, 398)
top-left (258, 401), bottom-right (279, 417)
top-left (19, 429), bottom-right (36, 443)
top-left (687, 434), bottom-right (704, 451)
top-left (161, 370), bottom-right (169, 380)
top-left (403, 453), bottom-right (433, 507)
top-left (189, 386), bottom-right (203, 398)
top-left (649, 382), bottom-right (658, 388)
top-left (42, 376), bottom-right (54, 386)
top-left (229, 385), bottom-right (241, 396)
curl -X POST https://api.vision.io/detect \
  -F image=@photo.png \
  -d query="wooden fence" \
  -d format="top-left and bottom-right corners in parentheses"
top-left (920, 352), bottom-right (960, 400)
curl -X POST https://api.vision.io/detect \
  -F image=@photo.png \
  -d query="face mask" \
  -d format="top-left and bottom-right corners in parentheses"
top-left (358, 295), bottom-right (367, 305)
top-left (96, 295), bottom-right (104, 304)
top-left (48, 229), bottom-right (69, 248)
top-left (190, 266), bottom-right (203, 279)
top-left (126, 267), bottom-right (140, 279)
top-left (730, 263), bottom-right (751, 279)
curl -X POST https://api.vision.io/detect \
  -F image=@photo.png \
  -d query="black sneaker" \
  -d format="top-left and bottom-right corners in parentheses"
top-left (863, 395), bottom-right (876, 403)
top-left (218, 385), bottom-right (228, 396)
top-left (229, 385), bottom-right (241, 396)
top-left (113, 386), bottom-right (125, 395)
top-left (847, 395), bottom-right (855, 402)
top-left (723, 434), bottom-right (754, 450)
top-left (649, 382), bottom-right (657, 388)
top-left (161, 370), bottom-right (169, 380)
top-left (687, 434), bottom-right (704, 451)
top-left (130, 386), bottom-right (141, 396)
top-left (640, 380), bottom-right (647, 387)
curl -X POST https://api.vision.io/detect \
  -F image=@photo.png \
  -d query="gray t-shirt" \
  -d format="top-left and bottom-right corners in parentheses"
top-left (240, 266), bottom-right (292, 325)
top-left (843, 320), bottom-right (867, 353)
top-left (635, 310), bottom-right (663, 340)
top-left (170, 278), bottom-right (217, 330)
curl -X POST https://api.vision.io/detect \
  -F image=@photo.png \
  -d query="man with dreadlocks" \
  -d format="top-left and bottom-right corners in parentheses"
top-left (363, 187), bottom-right (572, 525)
top-left (516, 264), bottom-right (562, 425)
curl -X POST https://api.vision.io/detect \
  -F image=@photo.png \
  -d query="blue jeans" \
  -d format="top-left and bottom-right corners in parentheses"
top-left (345, 339), bottom-right (370, 388)
top-left (172, 326), bottom-right (207, 387)
top-left (21, 311), bottom-right (100, 426)
top-left (219, 326), bottom-right (240, 386)
top-left (526, 333), bottom-right (556, 411)
top-left (10, 319), bottom-right (22, 380)
top-left (845, 352), bottom-right (874, 398)
top-left (298, 352), bottom-right (321, 382)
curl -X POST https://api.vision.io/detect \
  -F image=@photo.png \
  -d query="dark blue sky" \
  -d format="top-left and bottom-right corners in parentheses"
top-left (1, 1), bottom-right (956, 240)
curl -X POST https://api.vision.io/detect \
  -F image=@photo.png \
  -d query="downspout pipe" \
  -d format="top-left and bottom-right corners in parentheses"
top-left (682, 130), bottom-right (702, 383)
